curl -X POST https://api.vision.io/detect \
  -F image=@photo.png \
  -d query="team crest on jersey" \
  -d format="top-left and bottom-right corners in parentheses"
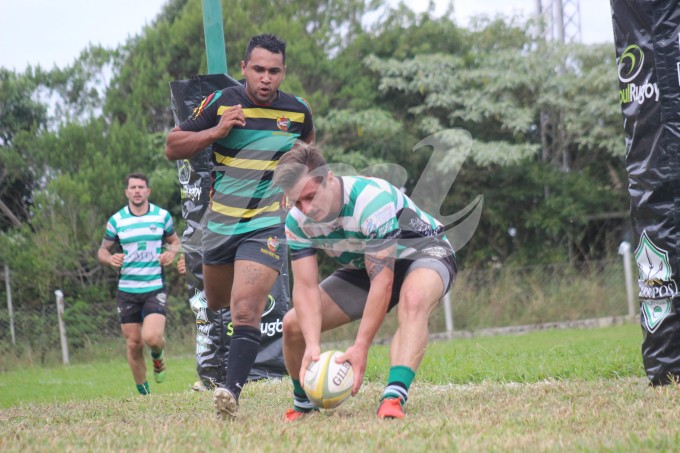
top-left (277, 117), bottom-right (291, 132)
top-left (267, 236), bottom-right (280, 252)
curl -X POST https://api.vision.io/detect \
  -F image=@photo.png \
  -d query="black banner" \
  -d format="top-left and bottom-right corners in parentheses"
top-left (169, 74), bottom-right (288, 385)
top-left (611, 0), bottom-right (680, 384)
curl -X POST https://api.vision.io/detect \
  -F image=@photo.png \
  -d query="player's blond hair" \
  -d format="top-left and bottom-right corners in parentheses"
top-left (274, 141), bottom-right (329, 191)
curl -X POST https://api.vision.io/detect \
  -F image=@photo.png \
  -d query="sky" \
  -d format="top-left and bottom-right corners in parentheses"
top-left (0, 0), bottom-right (615, 71)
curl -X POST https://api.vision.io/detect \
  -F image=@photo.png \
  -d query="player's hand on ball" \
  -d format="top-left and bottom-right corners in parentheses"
top-left (337, 345), bottom-right (368, 396)
top-left (303, 350), bottom-right (354, 409)
top-left (299, 345), bottom-right (321, 388)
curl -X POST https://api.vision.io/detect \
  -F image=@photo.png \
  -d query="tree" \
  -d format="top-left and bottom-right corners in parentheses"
top-left (363, 22), bottom-right (627, 264)
top-left (0, 68), bottom-right (48, 230)
top-left (103, 0), bottom-right (382, 131)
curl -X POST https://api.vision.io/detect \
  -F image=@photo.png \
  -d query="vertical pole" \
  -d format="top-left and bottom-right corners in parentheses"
top-left (5, 264), bottom-right (15, 345)
top-left (619, 241), bottom-right (636, 317)
top-left (442, 291), bottom-right (454, 337)
top-left (55, 290), bottom-right (69, 365)
top-left (555, 0), bottom-right (565, 43)
top-left (201, 0), bottom-right (228, 74)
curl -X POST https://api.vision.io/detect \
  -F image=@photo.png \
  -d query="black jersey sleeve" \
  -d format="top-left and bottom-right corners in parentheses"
top-left (178, 90), bottom-right (222, 132)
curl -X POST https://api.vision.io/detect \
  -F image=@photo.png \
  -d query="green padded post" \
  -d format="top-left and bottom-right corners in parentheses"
top-left (201, 0), bottom-right (228, 74)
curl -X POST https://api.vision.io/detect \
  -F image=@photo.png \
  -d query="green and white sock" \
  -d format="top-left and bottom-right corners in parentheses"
top-left (292, 379), bottom-right (316, 412)
top-left (381, 366), bottom-right (415, 404)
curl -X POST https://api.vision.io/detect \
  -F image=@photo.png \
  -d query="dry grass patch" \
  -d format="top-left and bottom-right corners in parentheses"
top-left (2, 377), bottom-right (680, 451)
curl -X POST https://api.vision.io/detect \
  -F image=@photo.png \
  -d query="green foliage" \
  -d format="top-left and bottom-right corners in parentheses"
top-left (103, 0), bottom-right (381, 131)
top-left (0, 68), bottom-right (49, 230)
top-left (362, 25), bottom-right (627, 264)
top-left (0, 1), bottom-right (630, 309)
top-left (34, 45), bottom-right (115, 124)
top-left (0, 68), bottom-right (47, 146)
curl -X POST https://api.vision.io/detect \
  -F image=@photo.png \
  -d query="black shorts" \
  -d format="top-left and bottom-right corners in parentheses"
top-left (117, 288), bottom-right (168, 324)
top-left (202, 224), bottom-right (286, 273)
top-left (320, 254), bottom-right (457, 321)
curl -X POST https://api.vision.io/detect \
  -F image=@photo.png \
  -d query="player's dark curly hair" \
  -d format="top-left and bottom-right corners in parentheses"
top-left (125, 172), bottom-right (149, 187)
top-left (245, 33), bottom-right (286, 64)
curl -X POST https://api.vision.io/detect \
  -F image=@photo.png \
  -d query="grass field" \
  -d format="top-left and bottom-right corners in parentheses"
top-left (2, 322), bottom-right (679, 451)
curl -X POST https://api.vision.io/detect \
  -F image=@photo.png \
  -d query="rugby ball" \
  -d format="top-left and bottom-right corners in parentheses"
top-left (303, 350), bottom-right (354, 409)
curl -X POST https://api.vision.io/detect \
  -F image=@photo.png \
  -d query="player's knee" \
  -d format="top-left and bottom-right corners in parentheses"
top-left (206, 292), bottom-right (230, 311)
top-left (283, 310), bottom-right (302, 339)
top-left (143, 333), bottom-right (165, 350)
top-left (398, 287), bottom-right (428, 317)
top-left (126, 338), bottom-right (143, 353)
top-left (229, 303), bottom-right (260, 326)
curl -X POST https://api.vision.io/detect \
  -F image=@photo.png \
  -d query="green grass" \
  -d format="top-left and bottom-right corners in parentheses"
top-left (0, 355), bottom-right (201, 407)
top-left (0, 323), bottom-right (644, 408)
top-left (1, 322), bottom-right (662, 452)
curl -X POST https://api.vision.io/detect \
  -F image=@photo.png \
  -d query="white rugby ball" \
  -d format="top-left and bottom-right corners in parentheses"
top-left (303, 350), bottom-right (354, 409)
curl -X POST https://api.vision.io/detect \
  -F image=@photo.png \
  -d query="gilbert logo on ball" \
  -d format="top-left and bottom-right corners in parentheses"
top-left (303, 350), bottom-right (354, 409)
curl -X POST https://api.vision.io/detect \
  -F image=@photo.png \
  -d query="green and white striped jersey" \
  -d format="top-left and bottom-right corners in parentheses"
top-left (104, 203), bottom-right (175, 294)
top-left (285, 176), bottom-right (451, 269)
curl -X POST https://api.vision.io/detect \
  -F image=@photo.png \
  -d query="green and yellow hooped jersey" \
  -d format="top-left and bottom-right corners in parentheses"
top-left (179, 84), bottom-right (314, 236)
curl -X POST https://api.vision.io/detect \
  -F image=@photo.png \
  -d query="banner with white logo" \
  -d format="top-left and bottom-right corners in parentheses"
top-left (611, 0), bottom-right (680, 385)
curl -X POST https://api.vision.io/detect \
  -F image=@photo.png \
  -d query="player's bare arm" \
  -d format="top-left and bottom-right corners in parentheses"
top-left (164, 105), bottom-right (246, 161)
top-left (97, 238), bottom-right (124, 268)
top-left (302, 127), bottom-right (316, 144)
top-left (159, 233), bottom-right (181, 266)
top-left (365, 251), bottom-right (396, 280)
top-left (340, 243), bottom-right (396, 394)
